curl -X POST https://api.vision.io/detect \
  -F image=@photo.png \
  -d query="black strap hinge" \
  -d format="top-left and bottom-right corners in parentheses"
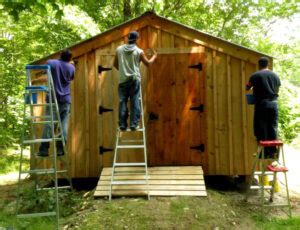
top-left (99, 106), bottom-right (113, 114)
top-left (190, 104), bottom-right (204, 112)
top-left (188, 63), bottom-right (202, 71)
top-left (98, 65), bottom-right (112, 74)
top-left (190, 144), bottom-right (205, 152)
top-left (99, 146), bottom-right (114, 155)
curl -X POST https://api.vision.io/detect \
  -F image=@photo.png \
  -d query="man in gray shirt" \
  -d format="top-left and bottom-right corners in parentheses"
top-left (114, 31), bottom-right (157, 131)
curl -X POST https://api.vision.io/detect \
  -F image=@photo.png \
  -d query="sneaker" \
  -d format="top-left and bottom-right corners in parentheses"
top-left (120, 126), bottom-right (127, 131)
top-left (37, 151), bottom-right (49, 157)
top-left (57, 149), bottom-right (65, 156)
top-left (130, 125), bottom-right (139, 131)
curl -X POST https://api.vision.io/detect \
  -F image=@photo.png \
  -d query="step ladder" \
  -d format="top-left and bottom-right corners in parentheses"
top-left (16, 65), bottom-right (73, 229)
top-left (245, 140), bottom-right (292, 217)
top-left (109, 86), bottom-right (150, 200)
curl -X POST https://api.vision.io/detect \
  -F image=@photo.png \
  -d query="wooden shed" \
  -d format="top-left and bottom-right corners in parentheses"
top-left (35, 12), bottom-right (272, 178)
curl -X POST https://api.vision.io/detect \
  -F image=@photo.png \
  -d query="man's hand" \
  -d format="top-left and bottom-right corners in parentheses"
top-left (141, 48), bottom-right (157, 66)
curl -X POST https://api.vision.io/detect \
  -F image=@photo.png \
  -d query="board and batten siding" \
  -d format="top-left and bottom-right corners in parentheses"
top-left (32, 13), bottom-right (269, 178)
top-left (205, 48), bottom-right (258, 175)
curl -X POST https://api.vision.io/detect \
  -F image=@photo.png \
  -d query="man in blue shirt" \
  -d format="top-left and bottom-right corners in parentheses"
top-left (33, 49), bottom-right (75, 156)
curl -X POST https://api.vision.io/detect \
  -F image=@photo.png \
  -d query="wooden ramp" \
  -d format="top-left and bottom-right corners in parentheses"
top-left (94, 166), bottom-right (207, 197)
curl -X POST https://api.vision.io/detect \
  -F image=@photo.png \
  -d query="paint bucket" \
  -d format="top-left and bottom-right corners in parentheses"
top-left (246, 94), bottom-right (255, 105)
top-left (25, 93), bottom-right (37, 104)
top-left (269, 180), bottom-right (279, 193)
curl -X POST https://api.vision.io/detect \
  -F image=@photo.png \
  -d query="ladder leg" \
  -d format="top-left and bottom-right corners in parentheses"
top-left (281, 146), bottom-right (292, 217)
top-left (269, 172), bottom-right (276, 202)
top-left (110, 130), bottom-right (120, 201)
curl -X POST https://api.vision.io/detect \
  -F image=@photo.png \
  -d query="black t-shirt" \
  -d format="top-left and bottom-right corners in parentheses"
top-left (247, 70), bottom-right (281, 103)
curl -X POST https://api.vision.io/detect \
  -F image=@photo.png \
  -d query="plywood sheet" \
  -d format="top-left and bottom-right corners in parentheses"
top-left (94, 166), bottom-right (207, 197)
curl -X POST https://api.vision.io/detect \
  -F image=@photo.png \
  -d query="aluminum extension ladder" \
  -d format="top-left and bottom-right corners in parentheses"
top-left (244, 140), bottom-right (292, 217)
top-left (16, 65), bottom-right (72, 230)
top-left (109, 86), bottom-right (150, 200)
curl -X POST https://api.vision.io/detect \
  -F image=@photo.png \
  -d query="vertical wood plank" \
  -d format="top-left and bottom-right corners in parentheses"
top-left (216, 52), bottom-right (229, 174)
top-left (205, 48), bottom-right (215, 174)
top-left (244, 61), bottom-right (257, 174)
top-left (231, 57), bottom-right (244, 174)
top-left (96, 49), bottom-right (104, 171)
top-left (226, 55), bottom-right (233, 175)
top-left (73, 56), bottom-right (86, 177)
top-left (212, 50), bottom-right (219, 173)
top-left (87, 51), bottom-right (99, 177)
top-left (84, 54), bottom-right (90, 176)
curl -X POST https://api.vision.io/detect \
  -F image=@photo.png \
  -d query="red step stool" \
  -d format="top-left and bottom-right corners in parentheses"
top-left (245, 140), bottom-right (292, 217)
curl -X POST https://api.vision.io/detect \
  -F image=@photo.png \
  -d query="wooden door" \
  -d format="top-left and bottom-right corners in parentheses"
top-left (147, 51), bottom-right (206, 166)
top-left (96, 52), bottom-right (119, 167)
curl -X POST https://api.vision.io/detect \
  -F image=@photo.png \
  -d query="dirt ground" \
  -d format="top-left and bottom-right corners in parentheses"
top-left (1, 138), bottom-right (299, 229)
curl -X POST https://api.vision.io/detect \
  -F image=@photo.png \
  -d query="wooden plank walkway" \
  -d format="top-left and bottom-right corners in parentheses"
top-left (94, 166), bottom-right (207, 197)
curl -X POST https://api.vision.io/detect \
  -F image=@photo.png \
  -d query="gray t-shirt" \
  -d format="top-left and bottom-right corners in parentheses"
top-left (116, 44), bottom-right (143, 84)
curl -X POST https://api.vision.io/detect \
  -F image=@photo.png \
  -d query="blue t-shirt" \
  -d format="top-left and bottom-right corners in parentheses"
top-left (47, 59), bottom-right (75, 103)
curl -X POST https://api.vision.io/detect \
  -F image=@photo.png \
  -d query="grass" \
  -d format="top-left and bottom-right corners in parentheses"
top-left (0, 183), bottom-right (299, 229)
top-left (0, 148), bottom-right (29, 175)
top-left (255, 216), bottom-right (300, 230)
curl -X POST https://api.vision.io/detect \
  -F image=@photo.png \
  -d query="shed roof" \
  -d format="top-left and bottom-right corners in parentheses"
top-left (33, 11), bottom-right (270, 64)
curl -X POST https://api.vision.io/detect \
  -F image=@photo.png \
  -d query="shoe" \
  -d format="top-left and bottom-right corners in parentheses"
top-left (57, 149), bottom-right (64, 156)
top-left (37, 151), bottom-right (49, 157)
top-left (120, 126), bottom-right (127, 131)
top-left (130, 125), bottom-right (139, 131)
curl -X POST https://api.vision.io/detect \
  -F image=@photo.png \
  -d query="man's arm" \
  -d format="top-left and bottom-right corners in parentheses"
top-left (140, 49), bottom-right (157, 66)
top-left (113, 54), bottom-right (118, 70)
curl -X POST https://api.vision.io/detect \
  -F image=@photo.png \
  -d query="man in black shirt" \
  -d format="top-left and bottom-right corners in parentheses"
top-left (246, 57), bottom-right (281, 157)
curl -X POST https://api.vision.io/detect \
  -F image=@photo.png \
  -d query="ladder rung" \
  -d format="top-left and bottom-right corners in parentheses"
top-left (23, 138), bottom-right (62, 144)
top-left (28, 103), bottom-right (56, 107)
top-left (25, 86), bottom-right (49, 91)
top-left (111, 180), bottom-right (147, 185)
top-left (120, 128), bottom-right (145, 132)
top-left (254, 171), bottom-right (274, 175)
top-left (17, 212), bottom-right (56, 218)
top-left (120, 140), bottom-right (144, 143)
top-left (117, 145), bottom-right (145, 149)
top-left (21, 169), bottom-right (67, 175)
top-left (114, 163), bottom-right (146, 167)
top-left (32, 121), bottom-right (59, 124)
top-left (26, 65), bottom-right (50, 70)
top-left (37, 185), bottom-right (71, 191)
top-left (27, 115), bottom-right (52, 119)
top-left (250, 185), bottom-right (273, 190)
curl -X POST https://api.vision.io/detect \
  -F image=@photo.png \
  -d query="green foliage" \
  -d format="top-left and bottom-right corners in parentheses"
top-left (0, 148), bottom-right (28, 174)
top-left (0, 1), bottom-right (299, 149)
top-left (278, 81), bottom-right (300, 143)
top-left (0, 5), bottom-right (96, 149)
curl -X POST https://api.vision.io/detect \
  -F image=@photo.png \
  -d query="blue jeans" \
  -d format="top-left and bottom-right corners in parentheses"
top-left (39, 103), bottom-right (70, 154)
top-left (118, 79), bottom-right (140, 128)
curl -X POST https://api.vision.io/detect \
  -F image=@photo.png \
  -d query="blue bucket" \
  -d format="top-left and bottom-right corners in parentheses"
top-left (25, 93), bottom-right (38, 104)
top-left (246, 94), bottom-right (255, 105)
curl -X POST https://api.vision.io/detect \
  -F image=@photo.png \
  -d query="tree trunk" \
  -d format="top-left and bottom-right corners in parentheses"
top-left (123, 0), bottom-right (132, 21)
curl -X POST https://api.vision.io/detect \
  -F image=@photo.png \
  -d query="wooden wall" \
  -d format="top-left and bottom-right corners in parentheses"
top-left (35, 17), bottom-right (265, 177)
